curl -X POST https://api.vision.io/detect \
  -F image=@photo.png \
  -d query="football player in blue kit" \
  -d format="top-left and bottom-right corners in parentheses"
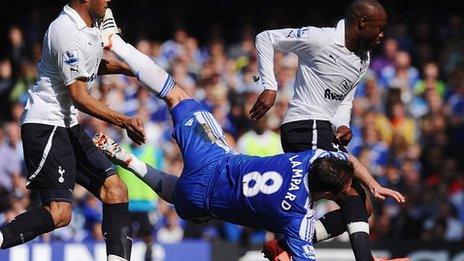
top-left (93, 12), bottom-right (406, 259)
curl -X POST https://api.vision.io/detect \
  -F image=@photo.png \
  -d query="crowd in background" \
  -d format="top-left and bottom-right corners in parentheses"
top-left (0, 0), bottom-right (463, 253)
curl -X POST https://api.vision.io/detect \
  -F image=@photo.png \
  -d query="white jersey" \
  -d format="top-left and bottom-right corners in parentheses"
top-left (20, 5), bottom-right (103, 128)
top-left (255, 20), bottom-right (370, 128)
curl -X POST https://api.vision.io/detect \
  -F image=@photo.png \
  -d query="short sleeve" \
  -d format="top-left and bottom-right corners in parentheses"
top-left (284, 217), bottom-right (316, 260)
top-left (312, 149), bottom-right (349, 161)
top-left (50, 29), bottom-right (90, 86)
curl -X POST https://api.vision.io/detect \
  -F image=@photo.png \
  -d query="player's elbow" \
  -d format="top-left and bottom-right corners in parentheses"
top-left (255, 31), bottom-right (269, 45)
top-left (68, 81), bottom-right (89, 110)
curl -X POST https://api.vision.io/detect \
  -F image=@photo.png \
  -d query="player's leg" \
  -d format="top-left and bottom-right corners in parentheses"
top-left (108, 37), bottom-right (191, 110)
top-left (70, 125), bottom-right (132, 261)
top-left (0, 201), bottom-right (71, 248)
top-left (313, 185), bottom-right (373, 243)
top-left (93, 132), bottom-right (178, 204)
top-left (100, 9), bottom-right (190, 109)
top-left (0, 124), bottom-right (74, 248)
top-left (339, 181), bottom-right (373, 261)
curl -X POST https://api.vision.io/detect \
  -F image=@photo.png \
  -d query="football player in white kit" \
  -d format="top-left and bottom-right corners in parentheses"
top-left (0, 1), bottom-right (145, 260)
top-left (250, 0), bottom-right (388, 260)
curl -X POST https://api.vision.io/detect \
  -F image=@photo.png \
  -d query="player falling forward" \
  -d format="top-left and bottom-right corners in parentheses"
top-left (92, 9), bottom-right (406, 260)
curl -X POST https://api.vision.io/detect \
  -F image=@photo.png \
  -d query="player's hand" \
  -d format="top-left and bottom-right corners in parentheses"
top-left (124, 117), bottom-right (146, 145)
top-left (374, 256), bottom-right (410, 261)
top-left (370, 185), bottom-right (406, 203)
top-left (249, 89), bottom-right (277, 121)
top-left (335, 125), bottom-right (352, 146)
top-left (262, 239), bottom-right (291, 261)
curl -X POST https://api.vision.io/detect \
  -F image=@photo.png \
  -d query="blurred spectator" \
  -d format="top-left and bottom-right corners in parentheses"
top-left (161, 28), bottom-right (189, 61)
top-left (156, 206), bottom-right (184, 244)
top-left (0, 59), bottom-right (14, 118)
top-left (351, 125), bottom-right (388, 177)
top-left (6, 25), bottom-right (27, 74)
top-left (236, 114), bottom-right (282, 156)
top-left (371, 38), bottom-right (399, 75)
top-left (423, 201), bottom-right (463, 241)
top-left (387, 101), bottom-right (416, 146)
top-left (80, 193), bottom-right (104, 242)
top-left (380, 51), bottom-right (419, 104)
top-left (0, 126), bottom-right (23, 194)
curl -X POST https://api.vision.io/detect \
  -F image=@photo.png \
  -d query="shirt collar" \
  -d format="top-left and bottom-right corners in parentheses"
top-left (334, 19), bottom-right (346, 47)
top-left (63, 5), bottom-right (87, 30)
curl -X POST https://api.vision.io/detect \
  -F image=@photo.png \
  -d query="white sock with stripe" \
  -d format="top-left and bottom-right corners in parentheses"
top-left (108, 254), bottom-right (127, 261)
top-left (109, 34), bottom-right (174, 98)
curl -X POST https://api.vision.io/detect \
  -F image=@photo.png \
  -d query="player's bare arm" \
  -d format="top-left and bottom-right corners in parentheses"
top-left (98, 58), bottom-right (134, 77)
top-left (68, 79), bottom-right (146, 145)
top-left (348, 154), bottom-right (405, 203)
top-left (249, 89), bottom-right (277, 120)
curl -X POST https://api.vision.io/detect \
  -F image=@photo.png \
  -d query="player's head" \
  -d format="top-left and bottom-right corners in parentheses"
top-left (72, 0), bottom-right (110, 19)
top-left (308, 157), bottom-right (354, 201)
top-left (345, 0), bottom-right (387, 51)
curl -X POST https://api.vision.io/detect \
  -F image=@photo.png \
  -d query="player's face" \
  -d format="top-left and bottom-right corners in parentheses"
top-left (88, 0), bottom-right (110, 19)
top-left (360, 11), bottom-right (387, 51)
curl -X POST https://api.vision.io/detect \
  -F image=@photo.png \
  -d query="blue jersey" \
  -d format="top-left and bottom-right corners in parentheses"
top-left (170, 100), bottom-right (349, 260)
top-left (210, 149), bottom-right (348, 260)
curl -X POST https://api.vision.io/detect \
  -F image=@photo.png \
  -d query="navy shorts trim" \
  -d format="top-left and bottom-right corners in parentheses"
top-left (38, 188), bottom-right (73, 204)
top-left (280, 120), bottom-right (347, 153)
top-left (21, 123), bottom-right (115, 203)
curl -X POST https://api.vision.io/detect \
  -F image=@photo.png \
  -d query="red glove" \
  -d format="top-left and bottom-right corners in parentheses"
top-left (262, 239), bottom-right (291, 261)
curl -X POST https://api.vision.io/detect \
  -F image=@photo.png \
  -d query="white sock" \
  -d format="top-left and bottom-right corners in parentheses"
top-left (110, 35), bottom-right (175, 98)
top-left (108, 254), bottom-right (127, 261)
top-left (127, 154), bottom-right (148, 177)
top-left (347, 221), bottom-right (370, 235)
top-left (0, 231), bottom-right (3, 247)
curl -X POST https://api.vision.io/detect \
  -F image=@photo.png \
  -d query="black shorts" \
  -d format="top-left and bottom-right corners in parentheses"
top-left (280, 120), bottom-right (347, 153)
top-left (130, 212), bottom-right (154, 238)
top-left (21, 123), bottom-right (115, 203)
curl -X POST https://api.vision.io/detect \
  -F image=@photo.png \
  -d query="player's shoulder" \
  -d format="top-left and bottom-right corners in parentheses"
top-left (48, 13), bottom-right (81, 46)
top-left (49, 11), bottom-right (77, 33)
top-left (304, 24), bottom-right (336, 42)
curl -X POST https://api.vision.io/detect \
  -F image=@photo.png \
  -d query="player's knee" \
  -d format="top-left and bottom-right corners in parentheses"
top-left (101, 176), bottom-right (128, 204)
top-left (45, 202), bottom-right (72, 228)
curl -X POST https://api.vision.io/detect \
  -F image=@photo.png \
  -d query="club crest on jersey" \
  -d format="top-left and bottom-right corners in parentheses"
top-left (62, 50), bottom-right (79, 66)
top-left (287, 27), bottom-right (309, 39)
top-left (302, 244), bottom-right (315, 258)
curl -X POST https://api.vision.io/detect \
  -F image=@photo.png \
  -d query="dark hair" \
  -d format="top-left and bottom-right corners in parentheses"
top-left (309, 157), bottom-right (354, 196)
top-left (346, 0), bottom-right (386, 25)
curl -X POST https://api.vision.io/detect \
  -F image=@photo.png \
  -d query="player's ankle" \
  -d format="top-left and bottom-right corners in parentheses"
top-left (127, 156), bottom-right (148, 177)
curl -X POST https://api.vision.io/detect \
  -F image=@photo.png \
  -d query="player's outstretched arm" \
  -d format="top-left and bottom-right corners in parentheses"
top-left (98, 58), bottom-right (134, 77)
top-left (68, 79), bottom-right (146, 145)
top-left (348, 154), bottom-right (405, 203)
top-left (249, 89), bottom-right (277, 120)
